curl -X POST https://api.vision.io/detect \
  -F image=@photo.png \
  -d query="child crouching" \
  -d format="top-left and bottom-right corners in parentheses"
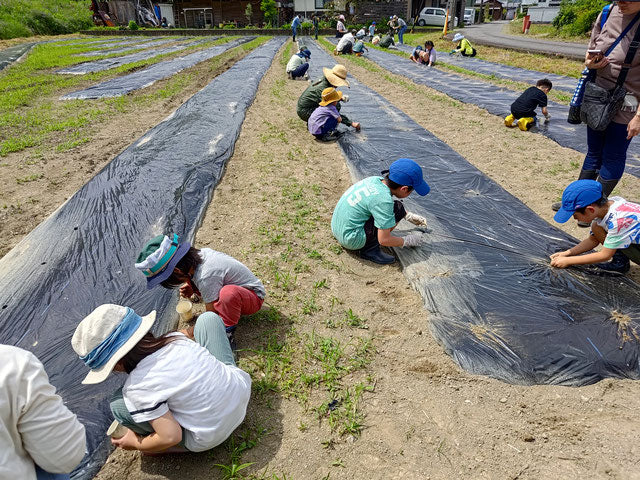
top-left (308, 87), bottom-right (360, 141)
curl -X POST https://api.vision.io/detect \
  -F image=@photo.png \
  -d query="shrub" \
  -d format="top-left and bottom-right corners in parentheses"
top-left (24, 11), bottom-right (66, 35)
top-left (222, 23), bottom-right (236, 29)
top-left (553, 0), bottom-right (607, 36)
top-left (0, 18), bottom-right (32, 39)
top-left (260, 0), bottom-right (277, 26)
top-left (128, 20), bottom-right (139, 30)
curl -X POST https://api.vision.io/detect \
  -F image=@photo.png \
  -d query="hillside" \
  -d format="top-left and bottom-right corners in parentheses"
top-left (0, 0), bottom-right (92, 40)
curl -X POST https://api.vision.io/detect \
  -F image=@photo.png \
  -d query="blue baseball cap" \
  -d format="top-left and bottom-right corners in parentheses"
top-left (554, 180), bottom-right (603, 223)
top-left (387, 158), bottom-right (430, 196)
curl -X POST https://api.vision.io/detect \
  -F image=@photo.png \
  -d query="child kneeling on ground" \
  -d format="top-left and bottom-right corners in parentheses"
top-left (550, 179), bottom-right (640, 273)
top-left (353, 39), bottom-right (368, 56)
top-left (136, 234), bottom-right (266, 346)
top-left (286, 47), bottom-right (311, 80)
top-left (308, 87), bottom-right (360, 141)
top-left (73, 304), bottom-right (251, 454)
top-left (331, 158), bottom-right (430, 264)
top-left (505, 79), bottom-right (552, 131)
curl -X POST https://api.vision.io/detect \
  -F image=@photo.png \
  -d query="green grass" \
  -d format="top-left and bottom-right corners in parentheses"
top-left (0, 0), bottom-right (93, 39)
top-left (0, 36), bottom-right (269, 157)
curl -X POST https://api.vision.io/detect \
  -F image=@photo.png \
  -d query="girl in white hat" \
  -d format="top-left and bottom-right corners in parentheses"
top-left (72, 305), bottom-right (251, 453)
top-left (451, 33), bottom-right (476, 57)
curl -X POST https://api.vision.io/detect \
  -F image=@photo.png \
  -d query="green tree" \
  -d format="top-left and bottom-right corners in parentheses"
top-left (245, 3), bottom-right (253, 25)
top-left (553, 0), bottom-right (608, 36)
top-left (260, 0), bottom-right (277, 27)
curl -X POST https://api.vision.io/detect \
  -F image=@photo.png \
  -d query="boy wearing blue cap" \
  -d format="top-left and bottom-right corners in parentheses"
top-left (551, 179), bottom-right (640, 273)
top-left (331, 158), bottom-right (430, 264)
top-left (135, 234), bottom-right (266, 344)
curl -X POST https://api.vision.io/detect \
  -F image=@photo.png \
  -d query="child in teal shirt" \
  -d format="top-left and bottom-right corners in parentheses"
top-left (331, 158), bottom-right (430, 264)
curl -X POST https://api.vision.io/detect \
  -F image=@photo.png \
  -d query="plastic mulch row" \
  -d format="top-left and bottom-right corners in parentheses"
top-left (75, 37), bottom-right (187, 58)
top-left (303, 38), bottom-right (640, 388)
top-left (62, 36), bottom-right (256, 99)
top-left (0, 36), bottom-right (285, 479)
top-left (326, 39), bottom-right (640, 179)
top-left (58, 38), bottom-right (211, 75)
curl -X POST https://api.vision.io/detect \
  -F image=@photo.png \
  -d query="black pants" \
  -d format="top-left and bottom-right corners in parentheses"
top-left (511, 108), bottom-right (536, 119)
top-left (461, 48), bottom-right (477, 57)
top-left (339, 41), bottom-right (353, 54)
top-left (361, 201), bottom-right (406, 251)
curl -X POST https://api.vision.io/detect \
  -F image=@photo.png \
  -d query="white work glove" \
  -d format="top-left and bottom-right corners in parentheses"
top-left (402, 233), bottom-right (424, 248)
top-left (405, 211), bottom-right (427, 227)
top-left (341, 94), bottom-right (350, 103)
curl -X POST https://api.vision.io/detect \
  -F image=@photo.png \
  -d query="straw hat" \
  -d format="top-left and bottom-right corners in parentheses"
top-left (322, 64), bottom-right (349, 87)
top-left (319, 87), bottom-right (343, 106)
top-left (72, 304), bottom-right (156, 384)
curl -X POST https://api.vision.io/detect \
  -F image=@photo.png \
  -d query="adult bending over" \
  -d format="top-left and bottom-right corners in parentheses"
top-left (72, 304), bottom-right (251, 454)
top-left (297, 64), bottom-right (361, 130)
top-left (0, 345), bottom-right (86, 480)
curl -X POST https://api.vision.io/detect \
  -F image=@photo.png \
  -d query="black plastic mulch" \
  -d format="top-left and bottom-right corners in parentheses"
top-left (0, 36), bottom-right (285, 479)
top-left (303, 38), bottom-right (640, 388)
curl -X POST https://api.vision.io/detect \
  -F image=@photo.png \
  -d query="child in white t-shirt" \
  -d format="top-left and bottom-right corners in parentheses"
top-left (73, 304), bottom-right (251, 454)
top-left (551, 180), bottom-right (640, 273)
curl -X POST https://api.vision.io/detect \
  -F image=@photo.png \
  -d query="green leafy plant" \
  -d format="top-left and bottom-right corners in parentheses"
top-left (260, 0), bottom-right (277, 27)
top-left (128, 20), bottom-right (139, 30)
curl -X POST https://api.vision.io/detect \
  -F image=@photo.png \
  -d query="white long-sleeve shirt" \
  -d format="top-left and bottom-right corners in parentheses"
top-left (0, 345), bottom-right (86, 479)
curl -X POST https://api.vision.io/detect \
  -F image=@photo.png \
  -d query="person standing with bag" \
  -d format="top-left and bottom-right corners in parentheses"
top-left (558, 2), bottom-right (640, 214)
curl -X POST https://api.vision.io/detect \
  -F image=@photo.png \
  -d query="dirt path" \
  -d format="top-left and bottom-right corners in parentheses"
top-left (94, 43), bottom-right (640, 480)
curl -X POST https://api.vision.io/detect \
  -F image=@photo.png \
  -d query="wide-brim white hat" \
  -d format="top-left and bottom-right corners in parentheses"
top-left (72, 304), bottom-right (156, 385)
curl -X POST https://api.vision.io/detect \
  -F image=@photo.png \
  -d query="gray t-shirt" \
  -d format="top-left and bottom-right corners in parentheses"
top-left (193, 248), bottom-right (266, 303)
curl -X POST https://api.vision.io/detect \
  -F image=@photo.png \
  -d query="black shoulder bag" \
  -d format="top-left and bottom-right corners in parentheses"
top-left (580, 13), bottom-right (640, 131)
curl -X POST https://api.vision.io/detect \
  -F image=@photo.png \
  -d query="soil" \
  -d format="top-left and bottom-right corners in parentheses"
top-left (91, 42), bottom-right (640, 480)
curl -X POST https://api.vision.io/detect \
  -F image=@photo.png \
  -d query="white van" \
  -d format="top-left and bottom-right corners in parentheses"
top-left (417, 7), bottom-right (458, 27)
top-left (464, 8), bottom-right (475, 24)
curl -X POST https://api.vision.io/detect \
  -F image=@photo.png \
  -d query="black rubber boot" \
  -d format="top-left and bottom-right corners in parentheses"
top-left (359, 245), bottom-right (396, 264)
top-left (595, 250), bottom-right (630, 274)
top-left (552, 169), bottom-right (598, 211)
top-left (596, 176), bottom-right (619, 198)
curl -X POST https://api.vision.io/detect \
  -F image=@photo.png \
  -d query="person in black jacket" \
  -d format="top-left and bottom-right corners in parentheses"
top-left (505, 79), bottom-right (552, 131)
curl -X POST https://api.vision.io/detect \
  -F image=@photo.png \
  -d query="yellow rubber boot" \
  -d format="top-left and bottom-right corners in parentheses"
top-left (504, 114), bottom-right (515, 127)
top-left (517, 117), bottom-right (535, 131)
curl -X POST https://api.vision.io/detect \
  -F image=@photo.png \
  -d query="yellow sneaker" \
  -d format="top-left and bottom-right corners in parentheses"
top-left (504, 114), bottom-right (515, 127)
top-left (517, 117), bottom-right (535, 131)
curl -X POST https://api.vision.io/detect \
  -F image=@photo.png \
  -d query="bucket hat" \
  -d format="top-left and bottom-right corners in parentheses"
top-left (339, 15), bottom-right (345, 21)
top-left (385, 158), bottom-right (430, 196)
top-left (135, 233), bottom-right (191, 289)
top-left (554, 180), bottom-right (603, 223)
top-left (452, 33), bottom-right (464, 42)
top-left (323, 64), bottom-right (350, 87)
top-left (319, 87), bottom-right (343, 106)
top-left (72, 304), bottom-right (156, 384)
top-left (300, 48), bottom-right (311, 58)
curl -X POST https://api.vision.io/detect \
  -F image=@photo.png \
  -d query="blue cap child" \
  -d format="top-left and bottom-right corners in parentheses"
top-left (550, 179), bottom-right (640, 273)
top-left (331, 158), bottom-right (431, 264)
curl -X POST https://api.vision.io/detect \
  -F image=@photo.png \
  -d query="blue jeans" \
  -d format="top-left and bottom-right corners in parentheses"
top-left (290, 62), bottom-right (309, 79)
top-left (398, 25), bottom-right (407, 44)
top-left (583, 122), bottom-right (632, 180)
top-left (292, 25), bottom-right (297, 40)
top-left (35, 466), bottom-right (69, 480)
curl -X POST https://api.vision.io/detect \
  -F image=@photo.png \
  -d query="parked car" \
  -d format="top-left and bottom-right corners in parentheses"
top-left (417, 7), bottom-right (458, 27)
top-left (464, 8), bottom-right (475, 24)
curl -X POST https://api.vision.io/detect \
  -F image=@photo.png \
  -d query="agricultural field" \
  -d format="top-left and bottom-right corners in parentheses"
top-left (1, 32), bottom-right (639, 480)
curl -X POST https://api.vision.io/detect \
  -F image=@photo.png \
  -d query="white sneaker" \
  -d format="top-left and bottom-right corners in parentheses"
top-left (302, 73), bottom-right (309, 81)
top-left (405, 212), bottom-right (427, 227)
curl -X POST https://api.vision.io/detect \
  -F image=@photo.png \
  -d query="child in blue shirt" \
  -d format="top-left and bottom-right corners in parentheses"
top-left (308, 87), bottom-right (360, 141)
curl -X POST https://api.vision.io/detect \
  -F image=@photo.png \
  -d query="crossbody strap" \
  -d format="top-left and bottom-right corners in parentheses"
top-left (604, 10), bottom-right (640, 56)
top-left (616, 12), bottom-right (640, 86)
